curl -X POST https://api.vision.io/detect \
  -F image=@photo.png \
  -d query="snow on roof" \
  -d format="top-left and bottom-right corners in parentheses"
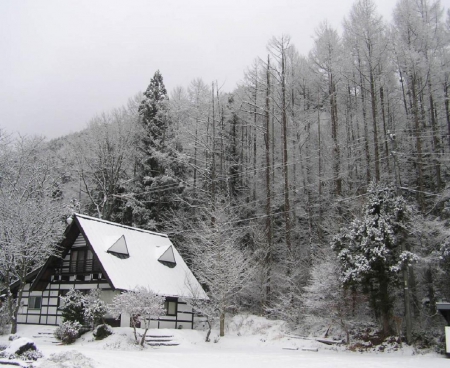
top-left (75, 214), bottom-right (207, 300)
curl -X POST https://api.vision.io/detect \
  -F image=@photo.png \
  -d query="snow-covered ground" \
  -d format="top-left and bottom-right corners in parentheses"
top-left (0, 315), bottom-right (448, 368)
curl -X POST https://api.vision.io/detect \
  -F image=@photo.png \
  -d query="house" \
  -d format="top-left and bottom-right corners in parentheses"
top-left (15, 213), bottom-right (207, 329)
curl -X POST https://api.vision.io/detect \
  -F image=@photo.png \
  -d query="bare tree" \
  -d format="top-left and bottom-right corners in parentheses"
top-left (0, 136), bottom-right (65, 333)
top-left (108, 287), bottom-right (166, 346)
top-left (177, 202), bottom-right (253, 337)
top-left (70, 107), bottom-right (139, 221)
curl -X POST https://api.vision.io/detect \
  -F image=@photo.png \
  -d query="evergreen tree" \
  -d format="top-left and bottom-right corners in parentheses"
top-left (133, 71), bottom-right (187, 231)
top-left (331, 182), bottom-right (418, 336)
top-left (138, 70), bottom-right (170, 172)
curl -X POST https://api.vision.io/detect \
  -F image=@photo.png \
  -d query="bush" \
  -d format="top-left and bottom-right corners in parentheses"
top-left (60, 289), bottom-right (85, 325)
top-left (0, 338), bottom-right (41, 360)
top-left (42, 350), bottom-right (95, 368)
top-left (18, 349), bottom-right (43, 361)
top-left (59, 289), bottom-right (108, 329)
top-left (54, 321), bottom-right (82, 344)
top-left (84, 290), bottom-right (108, 329)
top-left (93, 324), bottom-right (113, 340)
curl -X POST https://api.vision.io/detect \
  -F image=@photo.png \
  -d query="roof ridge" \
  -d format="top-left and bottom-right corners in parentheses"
top-left (74, 213), bottom-right (168, 238)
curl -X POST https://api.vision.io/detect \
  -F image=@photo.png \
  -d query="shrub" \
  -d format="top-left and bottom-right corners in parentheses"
top-left (54, 321), bottom-right (82, 344)
top-left (0, 338), bottom-right (41, 360)
top-left (93, 324), bottom-right (113, 340)
top-left (18, 349), bottom-right (43, 361)
top-left (83, 290), bottom-right (108, 329)
top-left (60, 289), bottom-right (85, 325)
top-left (59, 289), bottom-right (108, 329)
top-left (42, 350), bottom-right (95, 368)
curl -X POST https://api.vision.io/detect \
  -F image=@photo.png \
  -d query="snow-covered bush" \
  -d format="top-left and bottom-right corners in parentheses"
top-left (59, 289), bottom-right (85, 325)
top-left (18, 348), bottom-right (43, 361)
top-left (108, 287), bottom-right (165, 346)
top-left (93, 323), bottom-right (113, 340)
top-left (59, 288), bottom-right (108, 329)
top-left (40, 350), bottom-right (95, 368)
top-left (83, 289), bottom-right (108, 329)
top-left (0, 337), bottom-right (42, 360)
top-left (54, 321), bottom-right (82, 344)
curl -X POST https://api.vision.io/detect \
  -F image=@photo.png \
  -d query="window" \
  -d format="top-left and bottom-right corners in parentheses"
top-left (70, 248), bottom-right (100, 273)
top-left (165, 299), bottom-right (177, 316)
top-left (28, 296), bottom-right (42, 310)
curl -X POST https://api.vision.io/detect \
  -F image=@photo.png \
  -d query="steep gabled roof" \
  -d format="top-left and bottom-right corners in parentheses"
top-left (70, 214), bottom-right (206, 299)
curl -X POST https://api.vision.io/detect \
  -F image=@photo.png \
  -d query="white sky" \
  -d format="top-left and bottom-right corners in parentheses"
top-left (1, 0), bottom-right (448, 139)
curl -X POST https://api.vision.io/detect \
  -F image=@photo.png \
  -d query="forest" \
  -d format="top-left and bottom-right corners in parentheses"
top-left (1, 0), bottom-right (450, 346)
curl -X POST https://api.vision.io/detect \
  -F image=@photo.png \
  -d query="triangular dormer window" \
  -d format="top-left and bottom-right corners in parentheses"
top-left (107, 235), bottom-right (129, 259)
top-left (158, 245), bottom-right (176, 268)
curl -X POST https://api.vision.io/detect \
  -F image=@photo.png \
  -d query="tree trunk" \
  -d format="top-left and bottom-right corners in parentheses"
top-left (264, 55), bottom-right (273, 306)
top-left (280, 41), bottom-right (292, 259)
top-left (253, 69), bottom-right (258, 202)
top-left (410, 74), bottom-right (425, 211)
top-left (428, 84), bottom-right (442, 193)
top-left (330, 74), bottom-right (341, 197)
top-left (379, 85), bottom-right (390, 174)
top-left (444, 81), bottom-right (450, 150)
top-left (211, 82), bottom-right (216, 222)
top-left (379, 277), bottom-right (392, 337)
top-left (369, 68), bottom-right (380, 182)
top-left (205, 320), bottom-right (212, 342)
top-left (10, 282), bottom-right (26, 335)
top-left (358, 56), bottom-right (371, 184)
top-left (219, 311), bottom-right (225, 337)
top-left (140, 328), bottom-right (148, 346)
top-left (317, 88), bottom-right (323, 241)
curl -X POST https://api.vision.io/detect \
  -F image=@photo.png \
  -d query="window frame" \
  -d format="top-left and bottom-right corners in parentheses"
top-left (69, 248), bottom-right (100, 273)
top-left (28, 296), bottom-right (42, 310)
top-left (164, 298), bottom-right (177, 316)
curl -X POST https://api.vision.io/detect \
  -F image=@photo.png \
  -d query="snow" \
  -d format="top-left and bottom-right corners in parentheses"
top-left (0, 315), bottom-right (448, 368)
top-left (1, 337), bottom-right (35, 357)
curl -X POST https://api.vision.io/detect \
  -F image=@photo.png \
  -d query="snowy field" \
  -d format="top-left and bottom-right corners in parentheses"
top-left (0, 315), bottom-right (448, 368)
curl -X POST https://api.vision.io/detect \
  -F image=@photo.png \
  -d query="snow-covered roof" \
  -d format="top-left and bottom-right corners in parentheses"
top-left (75, 214), bottom-right (207, 300)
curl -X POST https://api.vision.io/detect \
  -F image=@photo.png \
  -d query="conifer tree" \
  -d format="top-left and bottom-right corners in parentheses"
top-left (331, 182), bottom-right (418, 337)
top-left (132, 71), bottom-right (187, 231)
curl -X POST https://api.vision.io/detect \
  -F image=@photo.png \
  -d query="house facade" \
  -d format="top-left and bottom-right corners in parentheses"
top-left (16, 214), bottom-right (207, 329)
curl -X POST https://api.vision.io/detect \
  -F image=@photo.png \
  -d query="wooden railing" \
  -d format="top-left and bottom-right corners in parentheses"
top-left (55, 259), bottom-right (102, 274)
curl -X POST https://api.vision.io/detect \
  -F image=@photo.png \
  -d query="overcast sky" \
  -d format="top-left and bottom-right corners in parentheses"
top-left (1, 0), bottom-right (448, 139)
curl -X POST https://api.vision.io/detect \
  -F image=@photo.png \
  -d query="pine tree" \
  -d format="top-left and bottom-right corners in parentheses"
top-left (132, 71), bottom-right (187, 231)
top-left (331, 182), bottom-right (418, 336)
